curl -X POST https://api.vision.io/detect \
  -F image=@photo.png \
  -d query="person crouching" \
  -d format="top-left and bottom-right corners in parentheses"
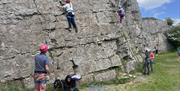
top-left (53, 74), bottom-right (81, 91)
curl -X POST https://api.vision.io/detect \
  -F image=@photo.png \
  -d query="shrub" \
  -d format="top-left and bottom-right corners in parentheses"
top-left (166, 17), bottom-right (174, 26)
top-left (166, 24), bottom-right (180, 48)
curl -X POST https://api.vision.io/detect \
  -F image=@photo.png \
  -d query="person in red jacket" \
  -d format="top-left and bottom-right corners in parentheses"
top-left (149, 50), bottom-right (155, 72)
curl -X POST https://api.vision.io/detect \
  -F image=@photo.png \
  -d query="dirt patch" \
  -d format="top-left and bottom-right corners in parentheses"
top-left (173, 87), bottom-right (180, 91)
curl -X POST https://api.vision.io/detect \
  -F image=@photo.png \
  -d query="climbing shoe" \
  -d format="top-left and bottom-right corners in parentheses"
top-left (65, 28), bottom-right (72, 32)
top-left (75, 28), bottom-right (78, 33)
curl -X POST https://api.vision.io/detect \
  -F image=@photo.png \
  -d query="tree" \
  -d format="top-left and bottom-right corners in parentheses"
top-left (166, 24), bottom-right (180, 48)
top-left (166, 17), bottom-right (174, 26)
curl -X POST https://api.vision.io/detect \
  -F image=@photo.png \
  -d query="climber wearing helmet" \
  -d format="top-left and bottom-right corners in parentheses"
top-left (62, 0), bottom-right (78, 33)
top-left (33, 43), bottom-right (50, 91)
top-left (117, 6), bottom-right (125, 23)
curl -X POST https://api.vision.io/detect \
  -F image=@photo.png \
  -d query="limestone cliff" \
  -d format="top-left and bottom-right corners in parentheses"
top-left (0, 0), bottom-right (169, 87)
top-left (142, 18), bottom-right (171, 52)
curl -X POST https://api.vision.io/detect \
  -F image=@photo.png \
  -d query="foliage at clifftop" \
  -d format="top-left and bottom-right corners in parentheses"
top-left (142, 17), bottom-right (159, 20)
top-left (166, 24), bottom-right (180, 48)
top-left (166, 17), bottom-right (174, 26)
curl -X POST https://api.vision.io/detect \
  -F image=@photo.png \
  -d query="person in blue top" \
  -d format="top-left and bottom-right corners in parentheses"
top-left (34, 43), bottom-right (50, 91)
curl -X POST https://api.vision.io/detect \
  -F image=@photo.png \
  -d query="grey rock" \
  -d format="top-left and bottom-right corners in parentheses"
top-left (142, 18), bottom-right (172, 51)
top-left (94, 70), bottom-right (117, 81)
top-left (0, 0), bottom-right (171, 87)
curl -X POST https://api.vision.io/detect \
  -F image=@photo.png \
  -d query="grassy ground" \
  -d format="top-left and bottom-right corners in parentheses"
top-left (0, 52), bottom-right (179, 91)
top-left (128, 52), bottom-right (180, 91)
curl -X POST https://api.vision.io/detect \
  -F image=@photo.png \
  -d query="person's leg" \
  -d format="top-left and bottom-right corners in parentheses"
top-left (143, 61), bottom-right (147, 75)
top-left (34, 83), bottom-right (38, 91)
top-left (147, 62), bottom-right (150, 75)
top-left (71, 16), bottom-right (78, 33)
top-left (34, 73), bottom-right (46, 91)
top-left (120, 16), bottom-right (124, 23)
top-left (66, 16), bottom-right (72, 31)
top-left (39, 80), bottom-right (47, 91)
top-left (119, 16), bottom-right (122, 23)
top-left (150, 61), bottom-right (153, 72)
top-left (34, 75), bottom-right (40, 91)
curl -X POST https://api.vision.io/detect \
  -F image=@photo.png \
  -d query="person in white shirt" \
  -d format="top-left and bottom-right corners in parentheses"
top-left (63, 0), bottom-right (78, 33)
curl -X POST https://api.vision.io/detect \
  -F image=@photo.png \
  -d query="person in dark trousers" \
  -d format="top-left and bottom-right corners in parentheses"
top-left (154, 46), bottom-right (159, 55)
top-left (53, 60), bottom-right (81, 91)
top-left (143, 49), bottom-right (150, 75)
top-left (117, 6), bottom-right (125, 23)
top-left (33, 43), bottom-right (50, 91)
top-left (64, 74), bottom-right (81, 91)
top-left (63, 0), bottom-right (78, 33)
top-left (53, 74), bottom-right (81, 91)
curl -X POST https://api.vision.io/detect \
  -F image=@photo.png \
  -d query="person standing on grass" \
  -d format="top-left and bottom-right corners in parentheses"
top-left (34, 43), bottom-right (50, 91)
top-left (154, 46), bottom-right (159, 55)
top-left (150, 50), bottom-right (155, 72)
top-left (143, 48), bottom-right (150, 75)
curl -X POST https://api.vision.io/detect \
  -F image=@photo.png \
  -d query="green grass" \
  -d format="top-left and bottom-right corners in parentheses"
top-left (0, 83), bottom-right (32, 91)
top-left (0, 83), bottom-right (53, 91)
top-left (128, 52), bottom-right (180, 91)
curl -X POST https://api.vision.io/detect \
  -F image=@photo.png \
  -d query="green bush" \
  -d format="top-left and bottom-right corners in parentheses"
top-left (166, 24), bottom-right (180, 48)
top-left (166, 17), bottom-right (174, 26)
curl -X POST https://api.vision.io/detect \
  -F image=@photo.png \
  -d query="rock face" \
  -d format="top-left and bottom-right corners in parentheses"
top-left (0, 0), bottom-right (170, 87)
top-left (142, 18), bottom-right (171, 52)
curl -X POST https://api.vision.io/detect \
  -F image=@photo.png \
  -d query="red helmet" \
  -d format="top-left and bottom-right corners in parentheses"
top-left (65, 0), bottom-right (70, 3)
top-left (39, 43), bottom-right (48, 53)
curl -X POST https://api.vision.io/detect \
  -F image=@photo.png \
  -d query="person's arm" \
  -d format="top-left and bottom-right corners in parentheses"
top-left (59, 0), bottom-right (64, 6)
top-left (45, 57), bottom-right (50, 74)
top-left (71, 74), bottom-right (81, 80)
top-left (45, 64), bottom-right (50, 75)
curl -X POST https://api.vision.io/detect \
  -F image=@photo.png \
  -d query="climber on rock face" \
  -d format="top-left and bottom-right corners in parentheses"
top-left (117, 6), bottom-right (125, 23)
top-left (33, 43), bottom-right (50, 91)
top-left (62, 0), bottom-right (78, 33)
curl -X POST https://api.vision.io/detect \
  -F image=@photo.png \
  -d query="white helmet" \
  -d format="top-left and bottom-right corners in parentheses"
top-left (145, 47), bottom-right (151, 52)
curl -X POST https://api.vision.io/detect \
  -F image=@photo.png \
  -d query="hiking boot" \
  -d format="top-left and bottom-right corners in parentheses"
top-left (143, 72), bottom-right (146, 75)
top-left (75, 28), bottom-right (78, 33)
top-left (147, 72), bottom-right (150, 75)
